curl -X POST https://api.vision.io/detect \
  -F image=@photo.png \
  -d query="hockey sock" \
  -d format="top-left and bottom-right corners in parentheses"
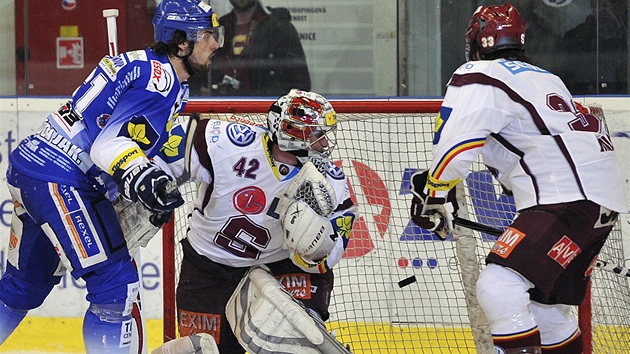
top-left (541, 329), bottom-right (583, 354)
top-left (83, 303), bottom-right (133, 353)
top-left (493, 327), bottom-right (542, 353)
top-left (0, 298), bottom-right (28, 344)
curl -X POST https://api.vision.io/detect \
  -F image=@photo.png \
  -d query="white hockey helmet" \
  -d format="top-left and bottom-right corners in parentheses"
top-left (267, 89), bottom-right (338, 164)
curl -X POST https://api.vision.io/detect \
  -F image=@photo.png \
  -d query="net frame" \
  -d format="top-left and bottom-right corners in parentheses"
top-left (160, 98), bottom-right (630, 353)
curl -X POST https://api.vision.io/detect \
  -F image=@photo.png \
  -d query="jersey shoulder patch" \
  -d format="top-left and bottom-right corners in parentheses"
top-left (99, 54), bottom-right (128, 81)
top-left (126, 50), bottom-right (148, 62)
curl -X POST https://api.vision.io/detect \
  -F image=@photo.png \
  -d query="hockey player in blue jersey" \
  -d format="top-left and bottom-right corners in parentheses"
top-left (0, 1), bottom-right (224, 352)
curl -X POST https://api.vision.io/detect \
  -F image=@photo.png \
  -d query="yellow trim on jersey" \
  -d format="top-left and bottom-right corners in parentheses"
top-left (108, 147), bottom-right (145, 174)
top-left (291, 253), bottom-right (329, 273)
top-left (262, 133), bottom-right (282, 181)
top-left (426, 174), bottom-right (460, 192)
top-left (434, 111), bottom-right (444, 133)
top-left (335, 215), bottom-right (354, 240)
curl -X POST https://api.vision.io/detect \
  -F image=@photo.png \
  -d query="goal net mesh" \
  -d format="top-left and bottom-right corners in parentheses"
top-left (162, 99), bottom-right (630, 353)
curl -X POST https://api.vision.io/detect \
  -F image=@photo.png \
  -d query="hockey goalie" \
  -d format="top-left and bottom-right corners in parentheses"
top-left (152, 89), bottom-right (358, 353)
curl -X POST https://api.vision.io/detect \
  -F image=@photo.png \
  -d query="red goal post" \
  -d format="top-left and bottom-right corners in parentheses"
top-left (159, 98), bottom-right (629, 353)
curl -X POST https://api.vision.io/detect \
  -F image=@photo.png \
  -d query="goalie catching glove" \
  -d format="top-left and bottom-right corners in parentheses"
top-left (410, 170), bottom-right (458, 240)
top-left (116, 162), bottom-right (184, 214)
top-left (277, 161), bottom-right (336, 217)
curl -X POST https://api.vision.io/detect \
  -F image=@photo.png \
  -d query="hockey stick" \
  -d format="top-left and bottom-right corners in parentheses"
top-left (103, 9), bottom-right (147, 353)
top-left (103, 9), bottom-right (119, 56)
top-left (593, 259), bottom-right (630, 278)
top-left (454, 217), bottom-right (503, 236)
top-left (159, 112), bottom-right (201, 201)
top-left (454, 217), bottom-right (630, 278)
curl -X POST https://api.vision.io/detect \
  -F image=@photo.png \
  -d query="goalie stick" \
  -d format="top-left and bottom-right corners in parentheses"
top-left (175, 112), bottom-right (200, 186)
top-left (103, 9), bottom-right (119, 57)
top-left (117, 112), bottom-right (201, 255)
top-left (453, 217), bottom-right (630, 278)
top-left (103, 9), bottom-right (147, 354)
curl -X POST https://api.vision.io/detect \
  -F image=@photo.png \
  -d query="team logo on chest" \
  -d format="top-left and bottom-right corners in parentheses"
top-left (327, 163), bottom-right (345, 180)
top-left (227, 123), bottom-right (256, 146)
top-left (233, 186), bottom-right (267, 215)
top-left (147, 60), bottom-right (174, 96)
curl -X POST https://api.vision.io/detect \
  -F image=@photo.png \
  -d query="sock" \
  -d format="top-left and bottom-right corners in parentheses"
top-left (494, 326), bottom-right (542, 353)
top-left (0, 298), bottom-right (28, 343)
top-left (82, 303), bottom-right (133, 353)
top-left (542, 329), bottom-right (583, 354)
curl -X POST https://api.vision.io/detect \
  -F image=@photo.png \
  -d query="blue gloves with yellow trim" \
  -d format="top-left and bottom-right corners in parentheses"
top-left (410, 170), bottom-right (458, 240)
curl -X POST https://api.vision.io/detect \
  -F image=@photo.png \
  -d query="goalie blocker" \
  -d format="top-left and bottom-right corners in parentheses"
top-left (226, 266), bottom-right (351, 354)
top-left (277, 161), bottom-right (342, 272)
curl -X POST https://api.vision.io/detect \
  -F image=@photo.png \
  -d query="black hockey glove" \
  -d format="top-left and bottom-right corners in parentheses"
top-left (118, 163), bottom-right (184, 214)
top-left (149, 211), bottom-right (174, 228)
top-left (409, 170), bottom-right (458, 240)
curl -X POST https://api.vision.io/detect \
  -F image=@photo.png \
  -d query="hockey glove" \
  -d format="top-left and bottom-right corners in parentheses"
top-left (410, 170), bottom-right (458, 240)
top-left (149, 211), bottom-right (174, 228)
top-left (118, 163), bottom-right (184, 214)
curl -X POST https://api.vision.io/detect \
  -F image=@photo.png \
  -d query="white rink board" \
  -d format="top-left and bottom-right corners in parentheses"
top-left (0, 97), bottom-right (628, 321)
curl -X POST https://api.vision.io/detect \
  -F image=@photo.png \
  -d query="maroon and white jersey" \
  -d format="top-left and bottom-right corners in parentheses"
top-left (427, 59), bottom-right (627, 213)
top-left (159, 118), bottom-right (356, 268)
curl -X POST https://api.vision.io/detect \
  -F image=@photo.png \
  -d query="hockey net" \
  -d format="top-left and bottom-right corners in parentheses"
top-left (162, 98), bottom-right (630, 353)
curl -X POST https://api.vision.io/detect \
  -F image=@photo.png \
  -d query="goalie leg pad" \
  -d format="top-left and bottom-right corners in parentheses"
top-left (151, 333), bottom-right (220, 354)
top-left (225, 266), bottom-right (350, 354)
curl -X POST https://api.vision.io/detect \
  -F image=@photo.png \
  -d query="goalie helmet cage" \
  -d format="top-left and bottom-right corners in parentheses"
top-left (162, 98), bottom-right (630, 354)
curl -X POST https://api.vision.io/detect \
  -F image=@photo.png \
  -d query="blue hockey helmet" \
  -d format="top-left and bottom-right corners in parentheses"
top-left (153, 0), bottom-right (224, 46)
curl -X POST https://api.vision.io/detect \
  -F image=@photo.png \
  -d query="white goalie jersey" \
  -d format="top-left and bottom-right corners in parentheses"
top-left (427, 58), bottom-right (628, 213)
top-left (157, 118), bottom-right (356, 270)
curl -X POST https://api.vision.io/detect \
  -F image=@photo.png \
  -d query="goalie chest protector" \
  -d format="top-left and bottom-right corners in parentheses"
top-left (185, 120), bottom-right (348, 268)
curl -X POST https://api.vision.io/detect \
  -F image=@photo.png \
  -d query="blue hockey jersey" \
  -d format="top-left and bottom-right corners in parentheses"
top-left (10, 49), bottom-right (188, 200)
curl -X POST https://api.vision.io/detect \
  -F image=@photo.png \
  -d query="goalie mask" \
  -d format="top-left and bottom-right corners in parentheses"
top-left (465, 3), bottom-right (526, 61)
top-left (267, 89), bottom-right (338, 164)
